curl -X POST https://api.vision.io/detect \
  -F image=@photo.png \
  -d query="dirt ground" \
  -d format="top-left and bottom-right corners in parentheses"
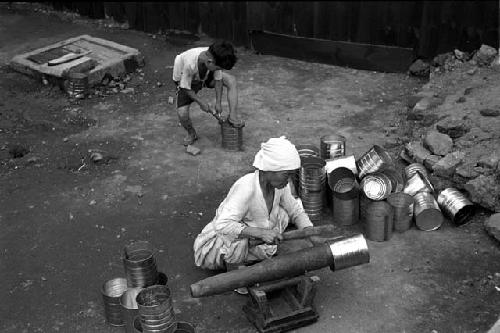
top-left (1, 4), bottom-right (499, 333)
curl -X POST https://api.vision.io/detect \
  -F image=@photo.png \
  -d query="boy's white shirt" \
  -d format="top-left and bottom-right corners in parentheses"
top-left (172, 47), bottom-right (223, 89)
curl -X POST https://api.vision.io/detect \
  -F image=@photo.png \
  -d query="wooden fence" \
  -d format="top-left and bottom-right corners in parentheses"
top-left (49, 1), bottom-right (498, 59)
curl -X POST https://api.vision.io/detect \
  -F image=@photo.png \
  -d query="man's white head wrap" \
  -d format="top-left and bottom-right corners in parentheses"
top-left (252, 136), bottom-right (301, 171)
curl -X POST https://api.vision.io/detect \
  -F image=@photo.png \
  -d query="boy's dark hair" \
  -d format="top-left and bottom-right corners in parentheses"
top-left (208, 40), bottom-right (237, 70)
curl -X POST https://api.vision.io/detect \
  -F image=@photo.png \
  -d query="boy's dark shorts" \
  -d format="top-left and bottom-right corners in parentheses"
top-left (174, 71), bottom-right (215, 108)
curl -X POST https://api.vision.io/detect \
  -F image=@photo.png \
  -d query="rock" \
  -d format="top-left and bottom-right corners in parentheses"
top-left (383, 138), bottom-right (400, 149)
top-left (478, 153), bottom-right (500, 169)
top-left (485, 213), bottom-right (500, 242)
top-left (409, 59), bottom-right (430, 77)
top-left (424, 130), bottom-right (453, 156)
top-left (428, 175), bottom-right (454, 192)
top-left (413, 97), bottom-right (431, 112)
top-left (186, 145), bottom-right (201, 156)
top-left (473, 44), bottom-right (497, 67)
top-left (432, 52), bottom-right (453, 67)
top-left (424, 154), bottom-right (441, 170)
top-left (436, 117), bottom-right (470, 138)
top-left (432, 151), bottom-right (465, 177)
top-left (406, 95), bottom-right (421, 109)
top-left (399, 149), bottom-right (413, 164)
top-left (479, 108), bottom-right (500, 117)
top-left (464, 175), bottom-right (500, 212)
top-left (454, 49), bottom-right (467, 61)
top-left (456, 96), bottom-right (466, 103)
top-left (455, 163), bottom-right (480, 179)
top-left (405, 141), bottom-right (431, 164)
top-left (463, 87), bottom-right (473, 95)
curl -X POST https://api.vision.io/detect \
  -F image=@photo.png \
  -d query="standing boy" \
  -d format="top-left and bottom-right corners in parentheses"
top-left (172, 40), bottom-right (242, 148)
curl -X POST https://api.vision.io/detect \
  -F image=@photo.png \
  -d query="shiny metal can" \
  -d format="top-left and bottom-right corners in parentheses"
top-left (387, 192), bottom-right (414, 232)
top-left (356, 145), bottom-right (394, 178)
top-left (320, 134), bottom-right (346, 160)
top-left (437, 188), bottom-right (475, 226)
top-left (102, 277), bottom-right (128, 326)
top-left (414, 192), bottom-right (443, 231)
top-left (137, 285), bottom-right (176, 333)
top-left (121, 287), bottom-right (143, 333)
top-left (364, 201), bottom-right (394, 242)
top-left (123, 241), bottom-right (159, 288)
top-left (404, 163), bottom-right (429, 181)
top-left (360, 172), bottom-right (393, 200)
top-left (403, 170), bottom-right (434, 196)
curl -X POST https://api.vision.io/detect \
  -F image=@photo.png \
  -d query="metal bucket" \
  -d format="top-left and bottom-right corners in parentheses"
top-left (121, 287), bottom-right (143, 333)
top-left (220, 120), bottom-right (244, 151)
top-left (102, 277), bottom-right (128, 326)
top-left (403, 170), bottom-right (434, 196)
top-left (66, 72), bottom-right (89, 99)
top-left (364, 201), bottom-right (394, 242)
top-left (356, 145), bottom-right (394, 178)
top-left (360, 173), bottom-right (393, 200)
top-left (404, 163), bottom-right (429, 181)
top-left (414, 192), bottom-right (443, 231)
top-left (137, 285), bottom-right (176, 333)
top-left (387, 192), bottom-right (414, 232)
top-left (123, 241), bottom-right (159, 288)
top-left (320, 134), bottom-right (346, 160)
top-left (437, 188), bottom-right (475, 226)
top-left (329, 167), bottom-right (359, 226)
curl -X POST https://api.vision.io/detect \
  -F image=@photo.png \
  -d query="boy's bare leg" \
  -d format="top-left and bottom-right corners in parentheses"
top-left (221, 72), bottom-right (243, 125)
top-left (176, 105), bottom-right (198, 146)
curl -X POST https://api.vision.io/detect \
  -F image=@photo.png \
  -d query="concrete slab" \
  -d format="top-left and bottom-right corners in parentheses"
top-left (9, 34), bottom-right (144, 85)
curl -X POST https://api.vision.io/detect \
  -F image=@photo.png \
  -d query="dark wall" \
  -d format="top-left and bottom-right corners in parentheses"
top-left (48, 1), bottom-right (499, 59)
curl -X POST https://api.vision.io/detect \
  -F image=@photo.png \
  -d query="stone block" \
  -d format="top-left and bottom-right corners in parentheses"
top-left (405, 141), bottom-right (431, 164)
top-left (436, 117), bottom-right (471, 138)
top-left (464, 175), bottom-right (500, 212)
top-left (484, 214), bottom-right (500, 242)
top-left (432, 151), bottom-right (465, 177)
top-left (424, 154), bottom-right (441, 170)
top-left (424, 130), bottom-right (453, 156)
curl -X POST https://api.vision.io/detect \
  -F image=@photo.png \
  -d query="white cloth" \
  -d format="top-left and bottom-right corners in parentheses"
top-left (193, 170), bottom-right (313, 270)
top-left (172, 47), bottom-right (223, 89)
top-left (253, 136), bottom-right (301, 171)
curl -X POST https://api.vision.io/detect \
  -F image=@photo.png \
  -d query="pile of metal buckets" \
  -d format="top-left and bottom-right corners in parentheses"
top-left (291, 135), bottom-right (476, 242)
top-left (101, 241), bottom-right (195, 333)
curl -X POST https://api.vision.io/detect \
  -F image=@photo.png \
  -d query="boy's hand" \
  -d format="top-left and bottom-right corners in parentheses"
top-left (259, 229), bottom-right (283, 244)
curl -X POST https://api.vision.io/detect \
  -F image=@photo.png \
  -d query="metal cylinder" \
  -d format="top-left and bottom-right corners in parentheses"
top-left (121, 287), bottom-right (143, 333)
top-left (137, 285), bottom-right (176, 333)
top-left (66, 72), bottom-right (89, 99)
top-left (437, 188), bottom-right (475, 226)
top-left (220, 120), bottom-right (244, 151)
top-left (292, 144), bottom-right (320, 194)
top-left (387, 192), bottom-right (414, 232)
top-left (329, 167), bottom-right (359, 226)
top-left (174, 322), bottom-right (196, 333)
top-left (320, 134), bottom-right (346, 160)
top-left (299, 156), bottom-right (326, 221)
top-left (360, 172), bottom-right (393, 200)
top-left (359, 192), bottom-right (375, 224)
top-left (414, 192), bottom-right (443, 231)
top-left (404, 163), bottom-right (429, 181)
top-left (364, 201), bottom-right (394, 242)
top-left (403, 170), bottom-right (434, 196)
top-left (325, 155), bottom-right (358, 177)
top-left (356, 145), bottom-right (394, 178)
top-left (101, 277), bottom-right (128, 326)
top-left (123, 241), bottom-right (159, 288)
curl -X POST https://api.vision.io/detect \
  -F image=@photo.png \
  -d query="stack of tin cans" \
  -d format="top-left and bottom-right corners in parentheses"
top-left (101, 241), bottom-right (196, 333)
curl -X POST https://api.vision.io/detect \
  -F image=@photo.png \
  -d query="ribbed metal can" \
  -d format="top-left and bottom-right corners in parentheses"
top-left (292, 144), bottom-right (320, 193)
top-left (220, 120), bottom-right (244, 151)
top-left (360, 172), bottom-right (393, 200)
top-left (123, 241), bottom-right (159, 288)
top-left (66, 72), bottom-right (89, 99)
top-left (404, 163), bottom-right (429, 181)
top-left (387, 192), bottom-right (414, 232)
top-left (102, 277), bottom-right (128, 326)
top-left (326, 234), bottom-right (370, 271)
top-left (364, 201), bottom-right (394, 242)
top-left (329, 167), bottom-right (359, 226)
top-left (299, 156), bottom-right (326, 222)
top-left (414, 192), bottom-right (443, 231)
top-left (121, 287), bottom-right (143, 333)
top-left (403, 170), bottom-right (434, 196)
top-left (137, 285), bottom-right (176, 333)
top-left (320, 134), bottom-right (346, 160)
top-left (437, 188), bottom-right (475, 226)
top-left (356, 145), bottom-right (394, 178)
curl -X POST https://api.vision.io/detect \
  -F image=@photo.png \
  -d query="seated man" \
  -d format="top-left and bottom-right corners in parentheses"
top-left (194, 137), bottom-right (314, 271)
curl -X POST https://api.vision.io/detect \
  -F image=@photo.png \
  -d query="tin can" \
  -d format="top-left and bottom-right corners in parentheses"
top-left (102, 277), bottom-right (128, 326)
top-left (360, 173), bottom-right (393, 201)
top-left (404, 163), bottom-right (429, 181)
top-left (364, 201), bottom-right (394, 242)
top-left (356, 145), bottom-right (394, 178)
top-left (66, 72), bottom-right (89, 99)
top-left (403, 170), bottom-right (434, 196)
top-left (123, 241), bottom-right (159, 288)
top-left (414, 192), bottom-right (443, 231)
top-left (121, 287), bottom-right (143, 333)
top-left (137, 285), bottom-right (176, 333)
top-left (220, 120), bottom-right (244, 151)
top-left (292, 144), bottom-right (320, 194)
top-left (329, 167), bottom-right (359, 226)
top-left (387, 192), bottom-right (414, 232)
top-left (437, 188), bottom-right (475, 226)
top-left (320, 134), bottom-right (346, 160)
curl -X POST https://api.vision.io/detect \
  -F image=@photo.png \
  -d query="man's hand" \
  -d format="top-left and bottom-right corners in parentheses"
top-left (259, 229), bottom-right (283, 244)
